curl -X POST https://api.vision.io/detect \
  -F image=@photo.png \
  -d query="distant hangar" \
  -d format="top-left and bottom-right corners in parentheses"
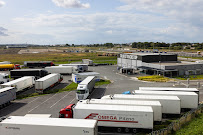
top-left (117, 53), bottom-right (203, 76)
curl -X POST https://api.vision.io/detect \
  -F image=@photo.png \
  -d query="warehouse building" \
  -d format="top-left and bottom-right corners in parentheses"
top-left (117, 53), bottom-right (203, 77)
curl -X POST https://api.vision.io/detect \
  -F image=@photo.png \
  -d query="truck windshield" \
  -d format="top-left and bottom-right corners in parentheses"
top-left (76, 90), bottom-right (85, 94)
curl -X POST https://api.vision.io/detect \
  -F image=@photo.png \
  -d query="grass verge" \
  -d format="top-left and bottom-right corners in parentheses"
top-left (138, 75), bottom-right (172, 82)
top-left (17, 79), bottom-right (111, 99)
top-left (172, 113), bottom-right (203, 135)
top-left (175, 75), bottom-right (203, 80)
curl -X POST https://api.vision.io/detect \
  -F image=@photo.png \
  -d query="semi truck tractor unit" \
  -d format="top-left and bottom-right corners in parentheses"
top-left (102, 94), bottom-right (181, 115)
top-left (0, 64), bottom-right (20, 71)
top-left (59, 64), bottom-right (88, 72)
top-left (24, 61), bottom-right (55, 68)
top-left (72, 72), bottom-right (100, 83)
top-left (132, 90), bottom-right (199, 109)
top-left (78, 99), bottom-right (162, 122)
top-left (45, 66), bottom-right (78, 74)
top-left (0, 116), bottom-right (98, 135)
top-left (59, 104), bottom-right (154, 134)
top-left (35, 73), bottom-right (63, 93)
top-left (0, 76), bottom-right (35, 93)
top-left (76, 76), bottom-right (96, 100)
top-left (0, 73), bottom-right (9, 84)
top-left (10, 69), bottom-right (48, 79)
top-left (0, 87), bottom-right (16, 108)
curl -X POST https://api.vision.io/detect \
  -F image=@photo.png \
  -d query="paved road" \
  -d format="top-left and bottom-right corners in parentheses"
top-left (0, 65), bottom-right (203, 119)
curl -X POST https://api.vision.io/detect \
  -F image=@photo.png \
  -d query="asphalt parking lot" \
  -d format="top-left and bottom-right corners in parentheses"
top-left (0, 65), bottom-right (203, 118)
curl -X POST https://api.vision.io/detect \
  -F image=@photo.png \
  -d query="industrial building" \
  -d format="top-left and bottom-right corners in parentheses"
top-left (117, 53), bottom-right (203, 77)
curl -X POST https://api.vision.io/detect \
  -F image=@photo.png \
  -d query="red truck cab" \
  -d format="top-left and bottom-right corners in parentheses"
top-left (59, 104), bottom-right (75, 118)
top-left (15, 64), bottom-right (21, 69)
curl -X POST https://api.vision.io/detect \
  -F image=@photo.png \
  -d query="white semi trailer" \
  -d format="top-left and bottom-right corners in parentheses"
top-left (0, 73), bottom-right (9, 84)
top-left (59, 104), bottom-right (154, 134)
top-left (0, 87), bottom-right (16, 108)
top-left (72, 72), bottom-right (100, 83)
top-left (139, 87), bottom-right (199, 94)
top-left (76, 76), bottom-right (96, 100)
top-left (59, 64), bottom-right (88, 72)
top-left (0, 76), bottom-right (35, 92)
top-left (0, 61), bottom-right (11, 64)
top-left (45, 66), bottom-right (78, 74)
top-left (78, 99), bottom-right (162, 122)
top-left (132, 90), bottom-right (198, 109)
top-left (102, 94), bottom-right (181, 114)
top-left (35, 73), bottom-right (63, 93)
top-left (0, 116), bottom-right (98, 135)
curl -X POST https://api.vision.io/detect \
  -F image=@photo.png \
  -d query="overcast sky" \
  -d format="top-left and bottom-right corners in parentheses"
top-left (0, 0), bottom-right (202, 44)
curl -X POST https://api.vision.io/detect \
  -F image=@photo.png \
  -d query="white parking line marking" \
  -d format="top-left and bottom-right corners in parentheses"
top-left (50, 91), bottom-right (72, 108)
top-left (28, 97), bottom-right (39, 104)
top-left (70, 98), bottom-right (76, 104)
top-left (28, 93), bottom-right (58, 113)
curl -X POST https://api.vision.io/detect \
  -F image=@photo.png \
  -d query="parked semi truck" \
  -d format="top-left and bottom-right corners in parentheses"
top-left (72, 72), bottom-right (100, 83)
top-left (59, 64), bottom-right (88, 72)
top-left (139, 87), bottom-right (199, 94)
top-left (82, 59), bottom-right (93, 66)
top-left (0, 64), bottom-right (20, 71)
top-left (24, 61), bottom-right (55, 68)
top-left (0, 76), bottom-right (35, 93)
top-left (10, 69), bottom-right (48, 79)
top-left (76, 76), bottom-right (95, 100)
top-left (35, 73), bottom-right (63, 93)
top-left (132, 90), bottom-right (199, 109)
top-left (102, 94), bottom-right (181, 115)
top-left (0, 116), bottom-right (98, 135)
top-left (59, 104), bottom-right (153, 134)
top-left (45, 66), bottom-right (78, 74)
top-left (0, 87), bottom-right (16, 108)
top-left (0, 73), bottom-right (9, 84)
top-left (78, 99), bottom-right (162, 122)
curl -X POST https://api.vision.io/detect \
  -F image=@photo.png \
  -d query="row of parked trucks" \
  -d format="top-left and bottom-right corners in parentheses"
top-left (58, 87), bottom-right (199, 134)
top-left (0, 84), bottom-right (200, 135)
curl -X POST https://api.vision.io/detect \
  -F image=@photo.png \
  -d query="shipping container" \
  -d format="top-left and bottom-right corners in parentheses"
top-left (82, 59), bottom-right (93, 66)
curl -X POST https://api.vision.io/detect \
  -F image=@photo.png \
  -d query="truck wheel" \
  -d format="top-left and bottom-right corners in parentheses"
top-left (125, 128), bottom-right (129, 133)
top-left (132, 129), bottom-right (137, 133)
top-left (117, 128), bottom-right (122, 133)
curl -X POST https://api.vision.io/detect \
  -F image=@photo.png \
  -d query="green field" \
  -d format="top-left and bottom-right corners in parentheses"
top-left (0, 52), bottom-right (117, 65)
top-left (172, 113), bottom-right (203, 135)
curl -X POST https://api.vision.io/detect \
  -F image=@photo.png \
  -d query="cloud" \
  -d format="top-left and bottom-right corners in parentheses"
top-left (118, 0), bottom-right (203, 28)
top-left (12, 11), bottom-right (203, 44)
top-left (0, 27), bottom-right (8, 36)
top-left (52, 0), bottom-right (90, 9)
top-left (0, 0), bottom-right (5, 7)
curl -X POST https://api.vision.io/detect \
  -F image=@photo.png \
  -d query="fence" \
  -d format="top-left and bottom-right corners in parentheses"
top-left (148, 103), bottom-right (203, 135)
